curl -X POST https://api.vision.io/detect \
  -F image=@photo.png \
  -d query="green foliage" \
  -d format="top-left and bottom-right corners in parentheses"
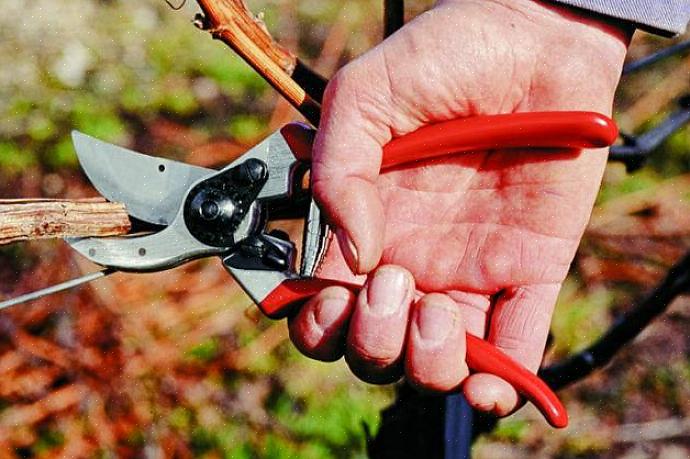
top-left (597, 168), bottom-right (659, 204)
top-left (186, 337), bottom-right (220, 362)
top-left (71, 96), bottom-right (128, 143)
top-left (491, 419), bottom-right (529, 443)
top-left (32, 429), bottom-right (64, 455)
top-left (652, 125), bottom-right (690, 175)
top-left (161, 80), bottom-right (199, 116)
top-left (270, 385), bottom-right (382, 454)
top-left (169, 407), bottom-right (193, 431)
top-left (46, 137), bottom-right (79, 169)
top-left (550, 280), bottom-right (613, 357)
top-left (27, 115), bottom-right (57, 142)
top-left (190, 426), bottom-right (216, 454)
top-left (0, 141), bottom-right (36, 175)
top-left (228, 114), bottom-right (266, 143)
top-left (561, 432), bottom-right (611, 458)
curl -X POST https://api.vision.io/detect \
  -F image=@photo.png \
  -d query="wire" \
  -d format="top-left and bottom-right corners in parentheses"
top-left (540, 250), bottom-right (690, 390)
top-left (164, 0), bottom-right (187, 11)
top-left (0, 269), bottom-right (117, 311)
top-left (623, 39), bottom-right (690, 75)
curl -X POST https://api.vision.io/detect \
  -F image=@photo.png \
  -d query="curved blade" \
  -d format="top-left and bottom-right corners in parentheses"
top-left (71, 131), bottom-right (214, 225)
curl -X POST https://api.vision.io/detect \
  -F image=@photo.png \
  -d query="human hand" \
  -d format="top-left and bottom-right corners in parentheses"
top-left (288, 0), bottom-right (630, 416)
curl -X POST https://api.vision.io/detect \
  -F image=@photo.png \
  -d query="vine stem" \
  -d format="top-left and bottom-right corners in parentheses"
top-left (195, 0), bottom-right (326, 125)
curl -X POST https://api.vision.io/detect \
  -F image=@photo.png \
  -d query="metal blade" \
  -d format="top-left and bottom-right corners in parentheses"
top-left (71, 131), bottom-right (215, 225)
top-left (66, 218), bottom-right (224, 272)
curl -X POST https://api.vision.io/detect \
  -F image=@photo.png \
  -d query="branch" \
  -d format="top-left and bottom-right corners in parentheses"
top-left (0, 199), bottom-right (130, 246)
top-left (384, 0), bottom-right (405, 38)
top-left (194, 0), bottom-right (325, 124)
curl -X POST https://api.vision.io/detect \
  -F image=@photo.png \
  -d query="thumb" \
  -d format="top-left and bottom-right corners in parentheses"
top-left (312, 59), bottom-right (394, 274)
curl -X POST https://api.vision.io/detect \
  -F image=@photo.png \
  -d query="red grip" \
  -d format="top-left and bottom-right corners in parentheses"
top-left (281, 111), bottom-right (618, 169)
top-left (260, 278), bottom-right (568, 428)
top-left (381, 111), bottom-right (617, 168)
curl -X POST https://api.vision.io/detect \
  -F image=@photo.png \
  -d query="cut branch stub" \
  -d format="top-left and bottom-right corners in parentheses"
top-left (0, 199), bottom-right (131, 246)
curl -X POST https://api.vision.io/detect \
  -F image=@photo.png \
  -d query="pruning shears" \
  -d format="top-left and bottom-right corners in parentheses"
top-left (1, 111), bottom-right (618, 428)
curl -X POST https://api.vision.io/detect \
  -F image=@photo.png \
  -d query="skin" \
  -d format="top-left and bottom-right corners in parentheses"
top-left (288, 0), bottom-right (631, 416)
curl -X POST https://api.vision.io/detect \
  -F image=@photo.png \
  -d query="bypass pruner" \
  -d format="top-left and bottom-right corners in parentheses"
top-left (19, 111), bottom-right (620, 428)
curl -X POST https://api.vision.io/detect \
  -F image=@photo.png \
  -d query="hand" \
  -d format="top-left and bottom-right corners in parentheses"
top-left (288, 0), bottom-right (629, 416)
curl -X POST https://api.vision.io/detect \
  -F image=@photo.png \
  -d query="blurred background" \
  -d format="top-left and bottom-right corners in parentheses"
top-left (0, 1), bottom-right (689, 457)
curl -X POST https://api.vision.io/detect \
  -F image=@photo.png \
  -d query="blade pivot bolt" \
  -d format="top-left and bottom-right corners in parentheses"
top-left (200, 200), bottom-right (220, 220)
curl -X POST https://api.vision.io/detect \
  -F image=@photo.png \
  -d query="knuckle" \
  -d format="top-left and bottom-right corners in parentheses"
top-left (331, 62), bottom-right (361, 89)
top-left (324, 63), bottom-right (362, 106)
top-left (310, 177), bottom-right (331, 206)
top-left (373, 264), bottom-right (413, 280)
top-left (349, 341), bottom-right (401, 367)
top-left (346, 348), bottom-right (403, 385)
top-left (288, 323), bottom-right (341, 363)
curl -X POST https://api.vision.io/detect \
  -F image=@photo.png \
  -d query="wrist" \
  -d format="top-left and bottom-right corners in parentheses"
top-left (438, 0), bottom-right (630, 51)
top-left (437, 0), bottom-right (629, 110)
top-left (525, 0), bottom-right (633, 43)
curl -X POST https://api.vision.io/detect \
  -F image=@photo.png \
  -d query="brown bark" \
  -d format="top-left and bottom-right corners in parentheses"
top-left (195, 0), bottom-right (325, 125)
top-left (0, 199), bottom-right (130, 246)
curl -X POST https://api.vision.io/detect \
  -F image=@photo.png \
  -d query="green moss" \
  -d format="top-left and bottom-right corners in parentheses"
top-left (124, 429), bottom-right (145, 447)
top-left (262, 434), bottom-right (305, 459)
top-left (195, 52), bottom-right (267, 97)
top-left (120, 86), bottom-right (159, 114)
top-left (73, 112), bottom-right (128, 144)
top-left (271, 386), bottom-right (382, 451)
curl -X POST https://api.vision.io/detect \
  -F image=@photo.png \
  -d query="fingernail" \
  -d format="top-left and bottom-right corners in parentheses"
top-left (366, 267), bottom-right (410, 316)
top-left (336, 228), bottom-right (359, 272)
top-left (314, 292), bottom-right (350, 329)
top-left (416, 303), bottom-right (456, 344)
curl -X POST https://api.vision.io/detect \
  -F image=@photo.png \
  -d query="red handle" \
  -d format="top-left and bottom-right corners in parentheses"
top-left (282, 111), bottom-right (618, 169)
top-left (261, 278), bottom-right (568, 428)
top-left (272, 111), bottom-right (614, 428)
top-left (381, 111), bottom-right (616, 168)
